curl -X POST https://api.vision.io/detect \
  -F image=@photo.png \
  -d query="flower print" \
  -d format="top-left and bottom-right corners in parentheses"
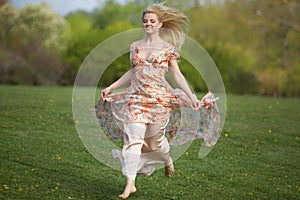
top-left (92, 42), bottom-right (220, 147)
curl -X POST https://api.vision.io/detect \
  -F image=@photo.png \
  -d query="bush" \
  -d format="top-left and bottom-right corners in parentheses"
top-left (0, 50), bottom-right (34, 85)
top-left (205, 43), bottom-right (260, 94)
top-left (282, 66), bottom-right (300, 97)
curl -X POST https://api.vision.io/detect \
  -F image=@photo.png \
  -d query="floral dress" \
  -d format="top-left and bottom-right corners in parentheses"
top-left (92, 41), bottom-right (220, 146)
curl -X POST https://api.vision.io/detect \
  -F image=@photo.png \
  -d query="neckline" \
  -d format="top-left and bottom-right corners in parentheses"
top-left (135, 42), bottom-right (168, 61)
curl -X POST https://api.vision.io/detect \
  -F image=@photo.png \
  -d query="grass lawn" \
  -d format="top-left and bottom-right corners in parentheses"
top-left (0, 85), bottom-right (299, 199)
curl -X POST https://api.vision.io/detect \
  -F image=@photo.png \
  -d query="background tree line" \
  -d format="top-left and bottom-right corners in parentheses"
top-left (0, 0), bottom-right (299, 97)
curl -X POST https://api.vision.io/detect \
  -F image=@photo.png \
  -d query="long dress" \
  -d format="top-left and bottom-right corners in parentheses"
top-left (93, 41), bottom-right (220, 149)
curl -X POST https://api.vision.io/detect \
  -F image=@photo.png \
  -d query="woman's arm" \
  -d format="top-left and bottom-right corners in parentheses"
top-left (101, 69), bottom-right (132, 99)
top-left (169, 60), bottom-right (200, 110)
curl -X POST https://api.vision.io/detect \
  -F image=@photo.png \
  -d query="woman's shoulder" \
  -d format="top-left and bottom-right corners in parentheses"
top-left (164, 42), bottom-right (180, 60)
top-left (130, 40), bottom-right (145, 52)
top-left (163, 42), bottom-right (178, 51)
top-left (131, 40), bottom-right (143, 47)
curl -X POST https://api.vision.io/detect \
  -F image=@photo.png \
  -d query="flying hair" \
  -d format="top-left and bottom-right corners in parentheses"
top-left (142, 2), bottom-right (189, 49)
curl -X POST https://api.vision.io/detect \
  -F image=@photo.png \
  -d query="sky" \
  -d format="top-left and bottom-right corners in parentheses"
top-left (9, 0), bottom-right (127, 16)
top-left (9, 1), bottom-right (213, 16)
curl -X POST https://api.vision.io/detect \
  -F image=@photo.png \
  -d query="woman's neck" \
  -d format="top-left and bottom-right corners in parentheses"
top-left (144, 33), bottom-right (164, 45)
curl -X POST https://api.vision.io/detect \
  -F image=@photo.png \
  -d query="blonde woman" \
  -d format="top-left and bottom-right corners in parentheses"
top-left (94, 3), bottom-right (219, 199)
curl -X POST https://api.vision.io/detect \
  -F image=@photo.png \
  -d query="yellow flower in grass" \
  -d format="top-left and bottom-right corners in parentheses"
top-left (3, 184), bottom-right (9, 190)
top-left (224, 133), bottom-right (229, 138)
top-left (56, 155), bottom-right (62, 161)
top-left (268, 129), bottom-right (272, 133)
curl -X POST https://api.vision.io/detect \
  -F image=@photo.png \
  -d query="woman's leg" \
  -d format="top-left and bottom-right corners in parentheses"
top-left (119, 122), bottom-right (146, 199)
top-left (140, 120), bottom-right (174, 178)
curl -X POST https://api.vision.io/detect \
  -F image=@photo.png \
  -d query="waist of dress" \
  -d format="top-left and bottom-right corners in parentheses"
top-left (106, 93), bottom-right (180, 104)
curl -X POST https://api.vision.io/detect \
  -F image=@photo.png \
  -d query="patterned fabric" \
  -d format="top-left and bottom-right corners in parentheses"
top-left (92, 41), bottom-right (220, 146)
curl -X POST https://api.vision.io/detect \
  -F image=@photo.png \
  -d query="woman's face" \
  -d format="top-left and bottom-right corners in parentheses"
top-left (142, 13), bottom-right (162, 34)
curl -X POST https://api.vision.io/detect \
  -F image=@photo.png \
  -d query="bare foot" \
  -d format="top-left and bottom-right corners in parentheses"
top-left (205, 141), bottom-right (216, 147)
top-left (118, 178), bottom-right (137, 199)
top-left (165, 158), bottom-right (174, 178)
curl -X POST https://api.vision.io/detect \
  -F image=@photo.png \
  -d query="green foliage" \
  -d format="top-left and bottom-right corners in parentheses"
top-left (0, 3), bottom-right (67, 85)
top-left (0, 3), bottom-right (18, 48)
top-left (178, 58), bottom-right (207, 92)
top-left (1, 86), bottom-right (299, 199)
top-left (93, 0), bottom-right (147, 29)
top-left (63, 12), bottom-right (104, 75)
top-left (99, 53), bottom-right (131, 87)
top-left (282, 65), bottom-right (300, 97)
top-left (0, 0), bottom-right (299, 96)
top-left (186, 3), bottom-right (260, 94)
top-left (206, 43), bottom-right (259, 94)
top-left (61, 0), bottom-right (147, 84)
top-left (186, 0), bottom-right (300, 96)
top-left (17, 3), bottom-right (67, 49)
top-left (0, 49), bottom-right (34, 85)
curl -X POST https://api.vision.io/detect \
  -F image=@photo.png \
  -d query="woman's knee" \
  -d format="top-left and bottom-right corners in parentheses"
top-left (142, 131), bottom-right (165, 152)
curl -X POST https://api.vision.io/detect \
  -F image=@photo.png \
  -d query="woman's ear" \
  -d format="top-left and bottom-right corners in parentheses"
top-left (159, 22), bottom-right (163, 28)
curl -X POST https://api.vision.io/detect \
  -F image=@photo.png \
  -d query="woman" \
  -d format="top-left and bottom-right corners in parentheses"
top-left (94, 3), bottom-right (220, 199)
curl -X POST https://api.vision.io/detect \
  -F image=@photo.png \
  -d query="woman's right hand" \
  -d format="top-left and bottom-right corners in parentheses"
top-left (101, 86), bottom-right (113, 100)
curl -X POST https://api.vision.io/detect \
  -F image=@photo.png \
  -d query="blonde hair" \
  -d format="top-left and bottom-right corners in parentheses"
top-left (142, 3), bottom-right (189, 49)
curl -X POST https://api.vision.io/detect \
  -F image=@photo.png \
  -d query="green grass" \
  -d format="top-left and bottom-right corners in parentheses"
top-left (0, 85), bottom-right (299, 200)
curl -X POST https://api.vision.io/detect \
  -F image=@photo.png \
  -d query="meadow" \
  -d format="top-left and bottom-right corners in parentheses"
top-left (0, 85), bottom-right (299, 199)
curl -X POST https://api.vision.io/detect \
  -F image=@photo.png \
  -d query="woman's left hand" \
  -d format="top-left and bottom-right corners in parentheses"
top-left (190, 94), bottom-right (201, 110)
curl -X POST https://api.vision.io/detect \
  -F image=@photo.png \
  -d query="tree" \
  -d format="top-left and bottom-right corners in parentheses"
top-left (0, 3), bottom-right (68, 85)
top-left (185, 0), bottom-right (300, 96)
top-left (93, 0), bottom-right (146, 29)
top-left (243, 0), bottom-right (300, 96)
top-left (0, 0), bottom-right (7, 7)
top-left (0, 3), bottom-right (18, 48)
top-left (248, 0), bottom-right (300, 69)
